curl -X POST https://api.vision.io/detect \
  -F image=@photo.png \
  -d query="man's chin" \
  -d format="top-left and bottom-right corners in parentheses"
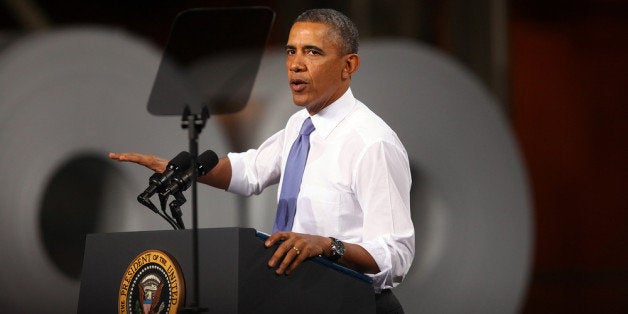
top-left (291, 95), bottom-right (308, 107)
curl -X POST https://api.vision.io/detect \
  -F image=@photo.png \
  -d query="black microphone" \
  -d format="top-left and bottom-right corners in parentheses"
top-left (159, 150), bottom-right (219, 197)
top-left (138, 151), bottom-right (193, 200)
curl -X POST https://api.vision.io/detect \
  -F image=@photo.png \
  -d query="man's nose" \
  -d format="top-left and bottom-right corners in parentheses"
top-left (289, 57), bottom-right (306, 72)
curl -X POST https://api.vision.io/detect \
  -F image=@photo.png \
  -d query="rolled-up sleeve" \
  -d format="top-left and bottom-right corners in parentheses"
top-left (227, 130), bottom-right (284, 196)
top-left (353, 140), bottom-right (415, 291)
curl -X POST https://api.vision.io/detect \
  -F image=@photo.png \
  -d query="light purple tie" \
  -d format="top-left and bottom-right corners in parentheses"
top-left (273, 117), bottom-right (315, 232)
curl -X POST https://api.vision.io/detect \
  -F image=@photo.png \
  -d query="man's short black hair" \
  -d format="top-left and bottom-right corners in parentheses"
top-left (294, 8), bottom-right (359, 55)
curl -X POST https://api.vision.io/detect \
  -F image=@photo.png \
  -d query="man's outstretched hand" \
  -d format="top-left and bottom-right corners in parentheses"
top-left (109, 152), bottom-right (168, 173)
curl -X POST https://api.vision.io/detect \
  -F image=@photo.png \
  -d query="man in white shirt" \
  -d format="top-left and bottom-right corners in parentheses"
top-left (111, 8), bottom-right (414, 313)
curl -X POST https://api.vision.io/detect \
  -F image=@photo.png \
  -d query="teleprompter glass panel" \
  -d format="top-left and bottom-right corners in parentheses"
top-left (147, 7), bottom-right (275, 116)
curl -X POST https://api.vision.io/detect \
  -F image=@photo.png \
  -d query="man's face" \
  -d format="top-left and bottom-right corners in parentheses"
top-left (285, 22), bottom-right (350, 114)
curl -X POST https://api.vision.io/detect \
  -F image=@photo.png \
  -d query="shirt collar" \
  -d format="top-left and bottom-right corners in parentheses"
top-left (303, 88), bottom-right (356, 140)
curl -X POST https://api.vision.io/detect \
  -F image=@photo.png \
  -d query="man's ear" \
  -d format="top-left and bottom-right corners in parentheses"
top-left (342, 54), bottom-right (360, 79)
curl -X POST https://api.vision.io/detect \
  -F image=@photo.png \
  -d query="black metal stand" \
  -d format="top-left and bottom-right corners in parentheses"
top-left (169, 191), bottom-right (187, 229)
top-left (137, 181), bottom-right (179, 229)
top-left (181, 106), bottom-right (210, 313)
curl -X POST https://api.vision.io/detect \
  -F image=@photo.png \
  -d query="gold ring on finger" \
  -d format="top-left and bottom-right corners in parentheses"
top-left (293, 246), bottom-right (300, 255)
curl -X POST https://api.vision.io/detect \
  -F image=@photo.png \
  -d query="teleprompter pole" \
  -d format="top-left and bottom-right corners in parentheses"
top-left (181, 106), bottom-right (209, 312)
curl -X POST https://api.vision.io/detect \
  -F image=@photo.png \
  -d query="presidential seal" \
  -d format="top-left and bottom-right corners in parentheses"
top-left (118, 250), bottom-right (185, 314)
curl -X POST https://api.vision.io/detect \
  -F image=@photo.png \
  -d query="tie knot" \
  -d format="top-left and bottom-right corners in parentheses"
top-left (299, 117), bottom-right (315, 136)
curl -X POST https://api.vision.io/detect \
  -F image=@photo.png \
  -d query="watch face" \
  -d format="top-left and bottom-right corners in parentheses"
top-left (335, 241), bottom-right (345, 255)
top-left (330, 238), bottom-right (345, 260)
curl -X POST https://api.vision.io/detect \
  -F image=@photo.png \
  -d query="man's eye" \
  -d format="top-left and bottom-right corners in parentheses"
top-left (286, 49), bottom-right (295, 55)
top-left (307, 50), bottom-right (321, 55)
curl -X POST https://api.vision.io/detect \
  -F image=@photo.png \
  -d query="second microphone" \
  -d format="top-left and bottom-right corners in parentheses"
top-left (159, 150), bottom-right (219, 197)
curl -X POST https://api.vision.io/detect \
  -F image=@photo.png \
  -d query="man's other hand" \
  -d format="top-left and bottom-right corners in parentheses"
top-left (265, 231), bottom-right (330, 275)
top-left (109, 152), bottom-right (168, 173)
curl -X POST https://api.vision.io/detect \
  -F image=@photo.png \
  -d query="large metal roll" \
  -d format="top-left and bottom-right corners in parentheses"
top-left (354, 40), bottom-right (532, 313)
top-left (0, 28), bottom-right (235, 313)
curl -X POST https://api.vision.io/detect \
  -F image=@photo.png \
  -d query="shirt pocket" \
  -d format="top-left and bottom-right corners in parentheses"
top-left (296, 185), bottom-right (341, 235)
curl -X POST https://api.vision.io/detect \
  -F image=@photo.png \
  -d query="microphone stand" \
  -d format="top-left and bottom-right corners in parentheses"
top-left (137, 194), bottom-right (179, 230)
top-left (181, 105), bottom-right (209, 313)
top-left (169, 191), bottom-right (187, 230)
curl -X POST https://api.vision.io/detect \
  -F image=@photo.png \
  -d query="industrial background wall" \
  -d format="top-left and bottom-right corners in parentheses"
top-left (0, 0), bottom-right (626, 313)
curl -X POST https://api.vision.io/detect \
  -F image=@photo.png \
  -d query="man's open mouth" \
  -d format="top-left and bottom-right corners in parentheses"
top-left (290, 79), bottom-right (307, 92)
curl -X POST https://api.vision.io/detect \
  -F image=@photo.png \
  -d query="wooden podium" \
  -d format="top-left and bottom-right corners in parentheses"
top-left (78, 227), bottom-right (375, 313)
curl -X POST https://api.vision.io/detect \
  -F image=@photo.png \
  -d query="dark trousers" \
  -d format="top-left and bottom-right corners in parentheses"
top-left (375, 289), bottom-right (404, 314)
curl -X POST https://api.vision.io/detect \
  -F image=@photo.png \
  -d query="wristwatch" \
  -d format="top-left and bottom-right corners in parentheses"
top-left (328, 237), bottom-right (345, 261)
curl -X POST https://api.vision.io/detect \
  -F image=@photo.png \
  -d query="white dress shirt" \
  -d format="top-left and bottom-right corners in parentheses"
top-left (227, 88), bottom-right (415, 291)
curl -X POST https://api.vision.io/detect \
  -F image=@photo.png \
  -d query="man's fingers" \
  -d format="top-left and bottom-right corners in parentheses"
top-left (109, 152), bottom-right (167, 173)
top-left (108, 152), bottom-right (122, 160)
top-left (286, 247), bottom-right (309, 275)
top-left (265, 232), bottom-right (326, 275)
top-left (109, 152), bottom-right (143, 162)
top-left (276, 245), bottom-right (300, 275)
top-left (265, 231), bottom-right (287, 248)
top-left (267, 235), bottom-right (294, 268)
